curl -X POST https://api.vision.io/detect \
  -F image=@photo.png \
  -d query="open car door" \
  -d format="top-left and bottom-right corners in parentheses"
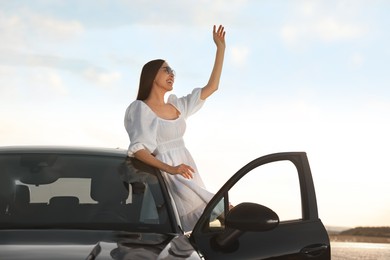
top-left (190, 152), bottom-right (330, 260)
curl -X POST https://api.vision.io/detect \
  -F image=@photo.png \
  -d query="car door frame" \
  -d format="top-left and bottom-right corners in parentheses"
top-left (190, 152), bottom-right (330, 259)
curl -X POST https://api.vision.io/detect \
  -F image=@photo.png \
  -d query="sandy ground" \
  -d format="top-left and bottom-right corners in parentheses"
top-left (329, 235), bottom-right (390, 244)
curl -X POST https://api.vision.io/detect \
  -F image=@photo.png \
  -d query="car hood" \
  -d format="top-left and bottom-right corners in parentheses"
top-left (0, 229), bottom-right (178, 260)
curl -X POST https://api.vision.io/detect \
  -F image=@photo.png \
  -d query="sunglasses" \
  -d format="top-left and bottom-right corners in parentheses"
top-left (162, 66), bottom-right (176, 77)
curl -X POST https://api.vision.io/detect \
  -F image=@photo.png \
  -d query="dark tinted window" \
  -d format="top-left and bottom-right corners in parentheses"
top-left (0, 153), bottom-right (171, 232)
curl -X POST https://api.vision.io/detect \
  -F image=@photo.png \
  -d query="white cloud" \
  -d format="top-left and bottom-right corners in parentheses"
top-left (0, 11), bottom-right (24, 49)
top-left (116, 0), bottom-right (248, 27)
top-left (32, 71), bottom-right (68, 96)
top-left (190, 0), bottom-right (248, 26)
top-left (315, 17), bottom-right (366, 42)
top-left (230, 46), bottom-right (250, 67)
top-left (28, 13), bottom-right (84, 41)
top-left (281, 18), bottom-right (366, 47)
top-left (299, 1), bottom-right (317, 16)
top-left (348, 52), bottom-right (364, 69)
top-left (0, 9), bottom-right (84, 50)
top-left (0, 64), bottom-right (15, 76)
top-left (83, 68), bottom-right (122, 87)
top-left (280, 1), bottom-right (368, 47)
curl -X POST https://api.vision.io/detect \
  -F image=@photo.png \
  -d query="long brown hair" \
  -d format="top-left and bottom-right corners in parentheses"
top-left (136, 59), bottom-right (165, 100)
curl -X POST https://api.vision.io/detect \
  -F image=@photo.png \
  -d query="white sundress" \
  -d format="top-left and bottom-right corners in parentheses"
top-left (124, 88), bottom-right (215, 232)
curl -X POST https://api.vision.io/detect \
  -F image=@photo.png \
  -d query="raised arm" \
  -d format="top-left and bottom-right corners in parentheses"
top-left (201, 25), bottom-right (226, 100)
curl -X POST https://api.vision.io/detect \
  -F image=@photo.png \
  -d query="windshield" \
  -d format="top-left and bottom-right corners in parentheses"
top-left (0, 153), bottom-right (172, 233)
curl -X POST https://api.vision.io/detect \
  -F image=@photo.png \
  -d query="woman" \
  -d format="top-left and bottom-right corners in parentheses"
top-left (124, 25), bottom-right (225, 232)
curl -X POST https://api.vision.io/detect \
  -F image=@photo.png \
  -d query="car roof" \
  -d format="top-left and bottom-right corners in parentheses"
top-left (0, 146), bottom-right (128, 157)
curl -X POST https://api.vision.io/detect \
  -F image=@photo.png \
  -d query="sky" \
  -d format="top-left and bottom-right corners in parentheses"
top-left (1, 0), bottom-right (389, 228)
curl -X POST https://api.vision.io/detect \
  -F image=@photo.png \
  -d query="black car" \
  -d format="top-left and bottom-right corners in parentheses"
top-left (0, 146), bottom-right (330, 259)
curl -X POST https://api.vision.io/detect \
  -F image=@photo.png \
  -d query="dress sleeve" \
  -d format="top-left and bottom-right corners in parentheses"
top-left (124, 101), bottom-right (158, 157)
top-left (168, 88), bottom-right (205, 119)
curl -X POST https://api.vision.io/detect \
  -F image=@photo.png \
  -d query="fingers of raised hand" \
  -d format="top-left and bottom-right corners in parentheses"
top-left (213, 25), bottom-right (225, 38)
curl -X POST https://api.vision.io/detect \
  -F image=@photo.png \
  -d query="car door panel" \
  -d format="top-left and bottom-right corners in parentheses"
top-left (193, 220), bottom-right (329, 259)
top-left (190, 152), bottom-right (330, 259)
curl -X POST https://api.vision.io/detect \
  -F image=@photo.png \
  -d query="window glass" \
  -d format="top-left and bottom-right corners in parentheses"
top-left (0, 153), bottom-right (170, 232)
top-left (16, 179), bottom-right (99, 204)
top-left (228, 160), bottom-right (301, 221)
top-left (209, 160), bottom-right (301, 229)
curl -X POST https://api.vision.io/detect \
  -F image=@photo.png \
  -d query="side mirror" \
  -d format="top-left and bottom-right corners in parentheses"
top-left (214, 202), bottom-right (279, 249)
top-left (226, 202), bottom-right (279, 231)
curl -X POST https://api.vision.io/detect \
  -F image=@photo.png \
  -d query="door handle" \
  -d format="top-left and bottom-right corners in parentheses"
top-left (301, 244), bottom-right (328, 257)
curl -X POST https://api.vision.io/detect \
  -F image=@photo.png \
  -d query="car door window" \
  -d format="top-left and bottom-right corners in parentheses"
top-left (192, 153), bottom-right (330, 260)
top-left (229, 160), bottom-right (301, 221)
top-left (208, 160), bottom-right (301, 229)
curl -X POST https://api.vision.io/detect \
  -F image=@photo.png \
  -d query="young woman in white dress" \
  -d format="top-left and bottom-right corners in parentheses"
top-left (124, 25), bottom-right (226, 232)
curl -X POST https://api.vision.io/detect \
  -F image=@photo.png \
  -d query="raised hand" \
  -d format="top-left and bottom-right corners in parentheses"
top-left (200, 25), bottom-right (226, 100)
top-left (213, 25), bottom-right (226, 49)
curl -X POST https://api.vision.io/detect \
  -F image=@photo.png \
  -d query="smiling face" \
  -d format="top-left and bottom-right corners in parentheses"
top-left (153, 62), bottom-right (175, 92)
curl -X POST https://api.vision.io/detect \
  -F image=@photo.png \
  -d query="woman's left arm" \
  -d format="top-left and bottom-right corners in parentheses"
top-left (201, 25), bottom-right (226, 100)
